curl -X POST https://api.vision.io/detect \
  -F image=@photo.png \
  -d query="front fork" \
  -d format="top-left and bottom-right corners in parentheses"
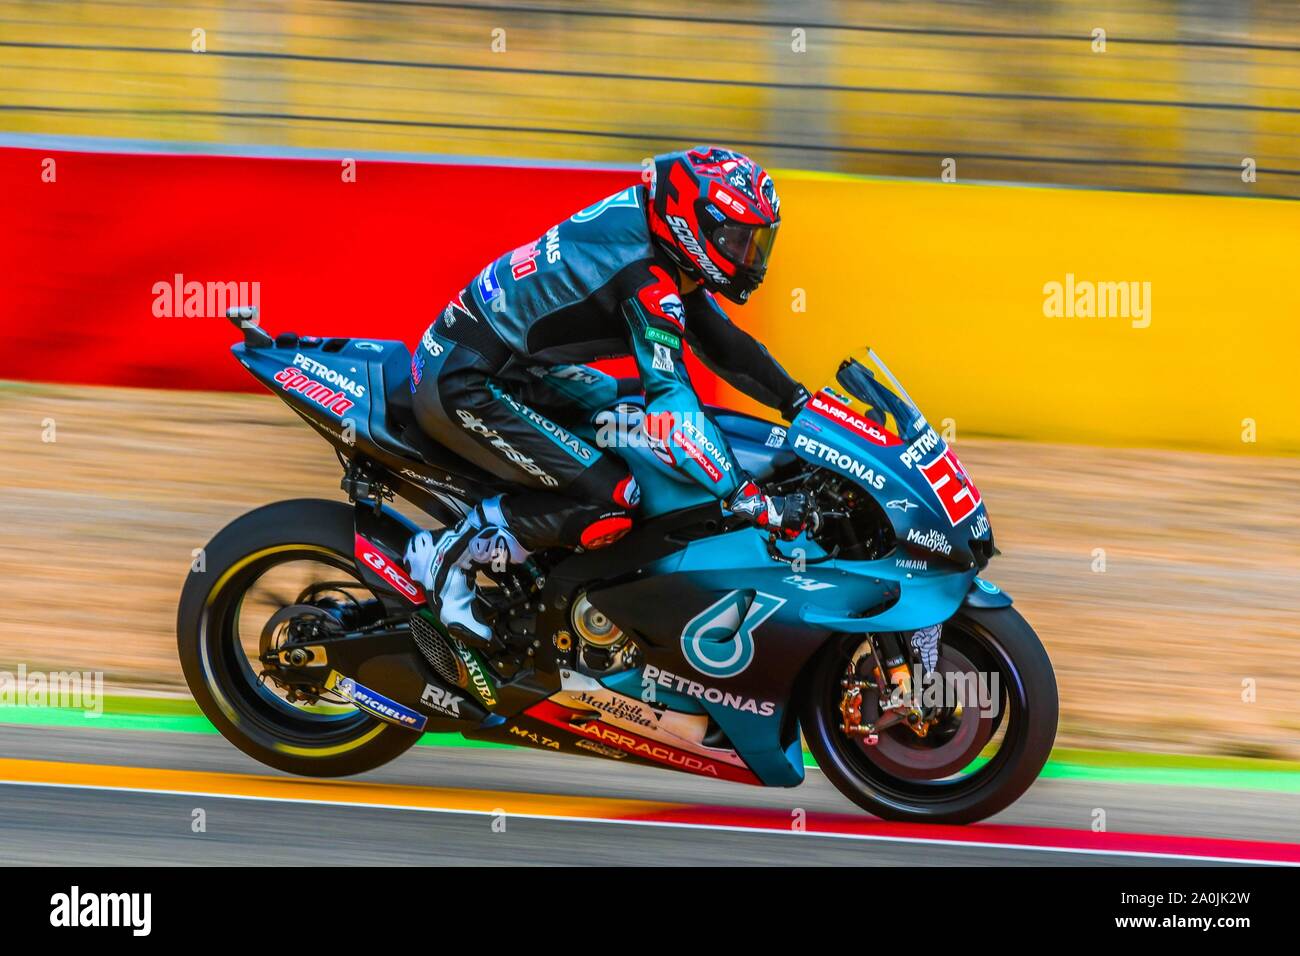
top-left (838, 629), bottom-right (942, 745)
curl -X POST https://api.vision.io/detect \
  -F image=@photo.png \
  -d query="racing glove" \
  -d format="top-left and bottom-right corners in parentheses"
top-left (726, 481), bottom-right (820, 540)
top-left (780, 384), bottom-right (811, 423)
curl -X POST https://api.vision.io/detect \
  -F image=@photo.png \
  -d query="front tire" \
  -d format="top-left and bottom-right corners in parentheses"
top-left (801, 606), bottom-right (1058, 825)
top-left (177, 498), bottom-right (420, 777)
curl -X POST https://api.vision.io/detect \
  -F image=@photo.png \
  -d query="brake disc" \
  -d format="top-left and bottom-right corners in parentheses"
top-left (853, 644), bottom-right (997, 781)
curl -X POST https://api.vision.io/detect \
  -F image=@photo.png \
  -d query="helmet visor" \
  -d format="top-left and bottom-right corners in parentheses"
top-left (713, 221), bottom-right (779, 270)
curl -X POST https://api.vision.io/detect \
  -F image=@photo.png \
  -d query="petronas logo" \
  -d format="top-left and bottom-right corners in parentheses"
top-left (570, 186), bottom-right (640, 223)
top-left (680, 591), bottom-right (785, 678)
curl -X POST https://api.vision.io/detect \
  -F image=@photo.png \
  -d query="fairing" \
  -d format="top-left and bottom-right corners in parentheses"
top-left (239, 326), bottom-right (1005, 788)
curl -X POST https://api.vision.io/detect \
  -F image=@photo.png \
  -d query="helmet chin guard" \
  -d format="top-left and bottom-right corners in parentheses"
top-left (647, 146), bottom-right (780, 304)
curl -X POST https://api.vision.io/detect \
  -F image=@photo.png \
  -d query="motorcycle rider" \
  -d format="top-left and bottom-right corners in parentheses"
top-left (404, 146), bottom-right (816, 644)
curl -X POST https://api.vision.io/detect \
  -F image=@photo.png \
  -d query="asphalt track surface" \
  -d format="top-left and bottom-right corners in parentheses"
top-left (1, 724), bottom-right (1296, 866)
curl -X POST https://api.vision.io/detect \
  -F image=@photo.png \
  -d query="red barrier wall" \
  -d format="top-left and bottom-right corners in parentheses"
top-left (0, 147), bottom-right (718, 400)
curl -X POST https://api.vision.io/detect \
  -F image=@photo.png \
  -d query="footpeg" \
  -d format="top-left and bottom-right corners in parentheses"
top-left (448, 620), bottom-right (496, 651)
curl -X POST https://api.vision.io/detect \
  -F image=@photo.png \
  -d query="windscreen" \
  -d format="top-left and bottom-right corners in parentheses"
top-left (831, 348), bottom-right (928, 439)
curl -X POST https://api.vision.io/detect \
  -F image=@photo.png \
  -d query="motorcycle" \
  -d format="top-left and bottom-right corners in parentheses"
top-left (177, 306), bottom-right (1058, 824)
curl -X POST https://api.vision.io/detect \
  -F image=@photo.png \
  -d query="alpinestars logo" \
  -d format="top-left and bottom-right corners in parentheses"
top-left (456, 410), bottom-right (559, 487)
top-left (666, 214), bottom-right (728, 286)
top-left (440, 293), bottom-right (474, 328)
top-left (659, 293), bottom-right (686, 327)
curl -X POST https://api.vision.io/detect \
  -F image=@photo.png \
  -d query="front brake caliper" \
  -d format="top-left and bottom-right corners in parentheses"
top-left (838, 678), bottom-right (878, 746)
top-left (838, 640), bottom-right (879, 745)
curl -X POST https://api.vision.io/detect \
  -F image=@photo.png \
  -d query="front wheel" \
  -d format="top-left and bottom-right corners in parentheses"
top-left (177, 498), bottom-right (420, 777)
top-left (801, 606), bottom-right (1058, 825)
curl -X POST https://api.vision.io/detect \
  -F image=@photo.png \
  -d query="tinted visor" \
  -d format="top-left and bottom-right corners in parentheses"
top-left (713, 221), bottom-right (779, 270)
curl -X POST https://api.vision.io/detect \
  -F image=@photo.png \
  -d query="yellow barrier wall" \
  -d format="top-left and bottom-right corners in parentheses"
top-left (736, 176), bottom-right (1299, 454)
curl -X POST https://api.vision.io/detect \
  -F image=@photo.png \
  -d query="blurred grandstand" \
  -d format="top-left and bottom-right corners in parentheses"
top-left (2, 0), bottom-right (1298, 198)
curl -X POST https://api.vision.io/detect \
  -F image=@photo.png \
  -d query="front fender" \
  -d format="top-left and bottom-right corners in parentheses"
top-left (963, 576), bottom-right (1013, 608)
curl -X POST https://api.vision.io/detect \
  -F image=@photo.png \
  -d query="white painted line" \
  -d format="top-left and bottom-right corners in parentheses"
top-left (1, 778), bottom-right (1292, 866)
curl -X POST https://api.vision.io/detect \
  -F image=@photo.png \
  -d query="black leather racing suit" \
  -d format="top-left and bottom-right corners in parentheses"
top-left (409, 184), bottom-right (802, 551)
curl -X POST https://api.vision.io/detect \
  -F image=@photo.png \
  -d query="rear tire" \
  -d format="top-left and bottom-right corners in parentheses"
top-left (801, 606), bottom-right (1058, 824)
top-left (177, 498), bottom-right (420, 777)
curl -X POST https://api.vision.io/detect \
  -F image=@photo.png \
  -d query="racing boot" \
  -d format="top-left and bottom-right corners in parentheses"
top-left (404, 497), bottom-right (531, 646)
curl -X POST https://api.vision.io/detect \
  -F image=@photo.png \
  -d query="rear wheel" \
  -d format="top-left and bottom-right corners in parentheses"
top-left (177, 498), bottom-right (420, 776)
top-left (801, 606), bottom-right (1057, 824)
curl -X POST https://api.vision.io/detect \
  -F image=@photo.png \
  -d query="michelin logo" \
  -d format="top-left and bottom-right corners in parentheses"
top-left (327, 671), bottom-right (427, 731)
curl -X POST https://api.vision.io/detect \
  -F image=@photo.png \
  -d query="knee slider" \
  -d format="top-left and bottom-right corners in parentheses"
top-left (578, 510), bottom-right (634, 549)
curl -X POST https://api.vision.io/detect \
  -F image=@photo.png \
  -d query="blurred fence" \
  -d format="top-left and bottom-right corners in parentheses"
top-left (2, 0), bottom-right (1300, 198)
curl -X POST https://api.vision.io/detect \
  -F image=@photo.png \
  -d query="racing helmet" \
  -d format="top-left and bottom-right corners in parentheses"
top-left (647, 146), bottom-right (780, 304)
